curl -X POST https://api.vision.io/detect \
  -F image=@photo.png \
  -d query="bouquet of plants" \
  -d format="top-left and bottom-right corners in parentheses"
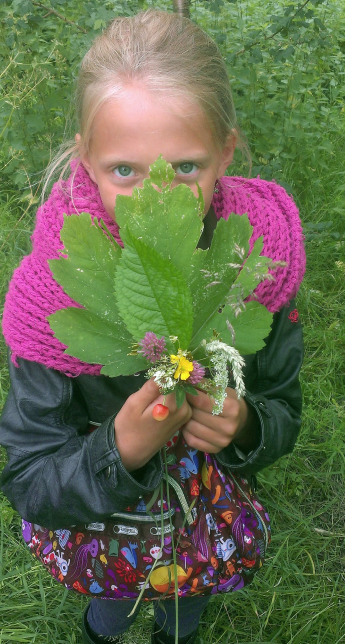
top-left (46, 157), bottom-right (281, 634)
top-left (48, 156), bottom-right (276, 415)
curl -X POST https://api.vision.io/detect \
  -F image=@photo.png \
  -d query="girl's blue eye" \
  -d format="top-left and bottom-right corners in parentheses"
top-left (113, 165), bottom-right (134, 178)
top-left (176, 162), bottom-right (197, 175)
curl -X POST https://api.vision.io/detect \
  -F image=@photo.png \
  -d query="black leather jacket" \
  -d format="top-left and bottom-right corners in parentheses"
top-left (0, 300), bottom-right (303, 530)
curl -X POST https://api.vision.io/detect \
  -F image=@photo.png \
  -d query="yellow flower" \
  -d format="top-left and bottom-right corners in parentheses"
top-left (170, 351), bottom-right (194, 380)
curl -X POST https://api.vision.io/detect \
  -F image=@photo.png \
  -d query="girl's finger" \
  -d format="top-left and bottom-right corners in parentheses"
top-left (184, 418), bottom-right (229, 450)
top-left (182, 428), bottom-right (222, 454)
top-left (188, 406), bottom-right (237, 439)
top-left (188, 406), bottom-right (219, 430)
top-left (136, 378), bottom-right (161, 405)
top-left (186, 389), bottom-right (214, 413)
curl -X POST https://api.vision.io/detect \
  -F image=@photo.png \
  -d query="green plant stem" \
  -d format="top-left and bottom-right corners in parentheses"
top-left (31, 1), bottom-right (87, 33)
top-left (163, 450), bottom-right (179, 644)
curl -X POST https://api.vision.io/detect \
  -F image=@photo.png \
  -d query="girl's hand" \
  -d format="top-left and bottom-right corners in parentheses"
top-left (183, 387), bottom-right (258, 454)
top-left (114, 379), bottom-right (192, 471)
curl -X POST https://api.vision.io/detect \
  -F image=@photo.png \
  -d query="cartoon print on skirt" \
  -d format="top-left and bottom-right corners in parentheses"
top-left (22, 435), bottom-right (271, 599)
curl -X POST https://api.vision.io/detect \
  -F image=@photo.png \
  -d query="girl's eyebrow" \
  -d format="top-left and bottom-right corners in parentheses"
top-left (101, 157), bottom-right (136, 167)
top-left (102, 154), bottom-right (211, 167)
top-left (171, 154), bottom-right (211, 165)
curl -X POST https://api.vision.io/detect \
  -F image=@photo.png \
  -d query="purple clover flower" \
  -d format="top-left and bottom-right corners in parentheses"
top-left (189, 361), bottom-right (205, 384)
top-left (138, 332), bottom-right (166, 363)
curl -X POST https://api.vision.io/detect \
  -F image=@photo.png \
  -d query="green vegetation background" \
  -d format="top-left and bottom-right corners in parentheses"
top-left (0, 0), bottom-right (344, 642)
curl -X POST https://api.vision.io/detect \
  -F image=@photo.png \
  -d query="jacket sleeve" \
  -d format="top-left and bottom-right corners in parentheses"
top-left (0, 357), bottom-right (163, 529)
top-left (216, 300), bottom-right (303, 475)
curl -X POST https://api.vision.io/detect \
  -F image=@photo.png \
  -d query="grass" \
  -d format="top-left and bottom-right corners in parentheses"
top-left (1, 1), bottom-right (345, 642)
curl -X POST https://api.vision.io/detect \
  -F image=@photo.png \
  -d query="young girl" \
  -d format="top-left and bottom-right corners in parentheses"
top-left (0, 9), bottom-right (305, 644)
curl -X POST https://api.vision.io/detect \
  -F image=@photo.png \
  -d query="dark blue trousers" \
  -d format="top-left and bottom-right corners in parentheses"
top-left (87, 595), bottom-right (210, 638)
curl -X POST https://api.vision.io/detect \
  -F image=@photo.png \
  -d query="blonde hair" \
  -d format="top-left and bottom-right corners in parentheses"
top-left (43, 9), bottom-right (247, 197)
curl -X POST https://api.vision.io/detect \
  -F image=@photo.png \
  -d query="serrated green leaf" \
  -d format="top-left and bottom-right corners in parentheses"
top-left (49, 213), bottom-right (121, 321)
top-left (115, 183), bottom-right (203, 275)
top-left (187, 248), bottom-right (208, 279)
top-left (115, 230), bottom-right (193, 348)
top-left (228, 236), bottom-right (272, 304)
top-left (189, 215), bottom-right (252, 350)
top-left (116, 186), bottom-right (203, 268)
top-left (59, 213), bottom-right (120, 261)
top-left (160, 185), bottom-right (204, 271)
top-left (192, 237), bottom-right (273, 351)
top-left (148, 154), bottom-right (175, 188)
top-left (211, 300), bottom-right (273, 354)
top-left (100, 360), bottom-right (146, 378)
top-left (190, 229), bottom-right (274, 353)
top-left (48, 307), bottom-right (147, 375)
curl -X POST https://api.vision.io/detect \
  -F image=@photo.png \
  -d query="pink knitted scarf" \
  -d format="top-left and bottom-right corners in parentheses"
top-left (2, 163), bottom-right (305, 377)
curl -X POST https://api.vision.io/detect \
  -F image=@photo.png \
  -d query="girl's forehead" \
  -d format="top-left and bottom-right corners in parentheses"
top-left (95, 85), bottom-right (203, 123)
top-left (88, 87), bottom-right (217, 157)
